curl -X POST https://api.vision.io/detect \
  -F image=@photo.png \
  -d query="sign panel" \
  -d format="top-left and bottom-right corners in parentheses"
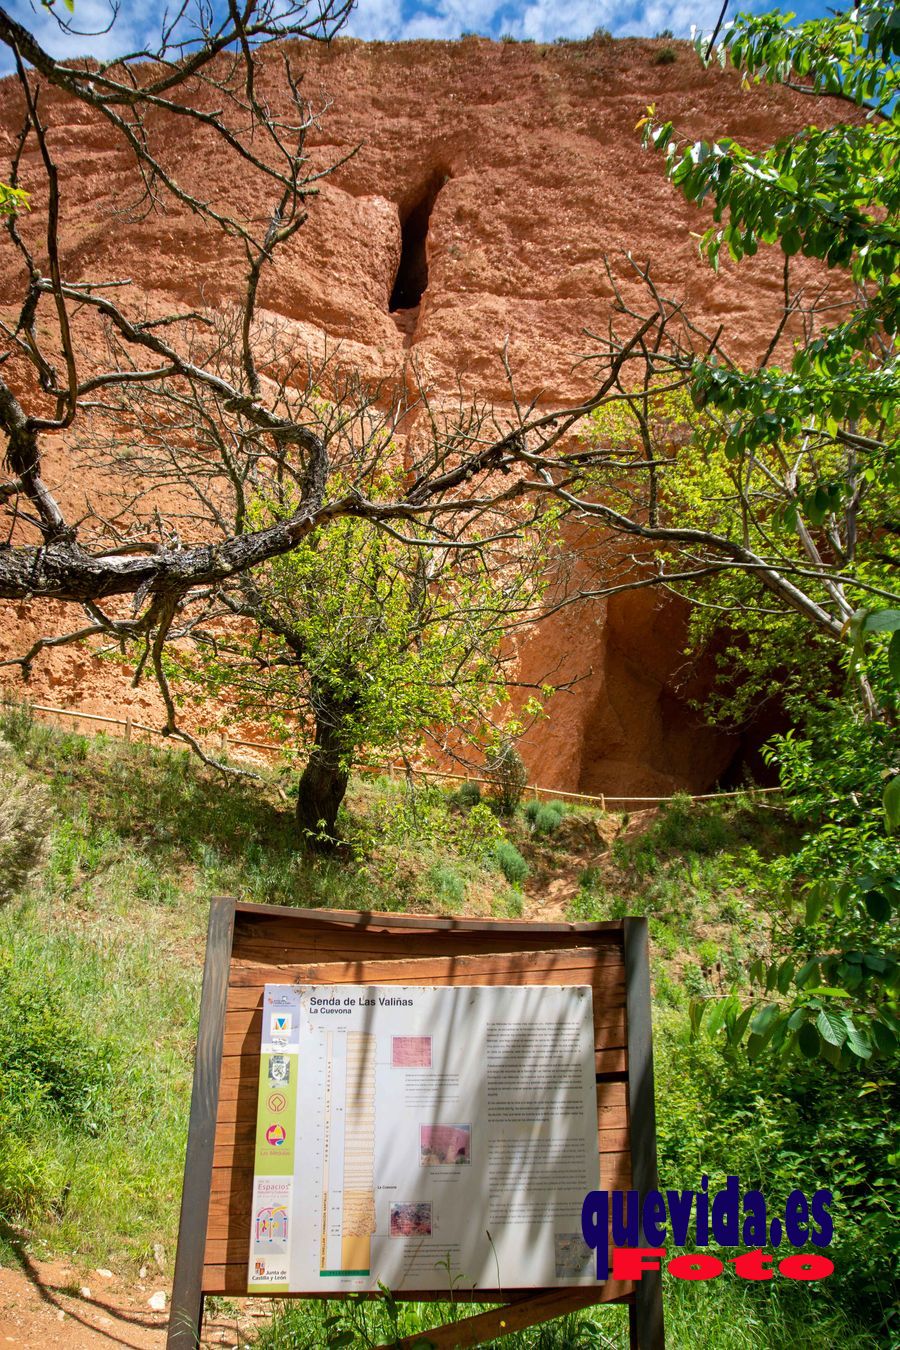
top-left (247, 982), bottom-right (599, 1294)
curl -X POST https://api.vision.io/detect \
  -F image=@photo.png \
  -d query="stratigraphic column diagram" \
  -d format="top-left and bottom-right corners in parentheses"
top-left (339, 1032), bottom-right (376, 1274)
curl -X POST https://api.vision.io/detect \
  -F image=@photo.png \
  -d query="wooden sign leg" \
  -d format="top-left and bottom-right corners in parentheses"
top-left (168, 897), bottom-right (236, 1350)
top-left (383, 1289), bottom-right (625, 1349)
top-left (624, 917), bottom-right (664, 1349)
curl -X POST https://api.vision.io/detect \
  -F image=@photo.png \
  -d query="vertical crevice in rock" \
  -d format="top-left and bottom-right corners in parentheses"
top-left (389, 170), bottom-right (447, 341)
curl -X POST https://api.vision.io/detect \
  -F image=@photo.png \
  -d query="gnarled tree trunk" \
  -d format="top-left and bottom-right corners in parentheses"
top-left (296, 691), bottom-right (353, 850)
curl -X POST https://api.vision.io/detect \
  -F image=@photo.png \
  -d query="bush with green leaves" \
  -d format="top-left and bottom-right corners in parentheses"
top-left (493, 840), bottom-right (529, 886)
top-left (692, 674), bottom-right (900, 1068)
top-left (0, 947), bottom-right (122, 1218)
top-left (485, 738), bottom-right (529, 817)
top-left (425, 863), bottom-right (466, 909)
top-left (655, 1012), bottom-right (900, 1340)
top-left (524, 798), bottom-right (566, 835)
top-left (449, 781), bottom-right (482, 810)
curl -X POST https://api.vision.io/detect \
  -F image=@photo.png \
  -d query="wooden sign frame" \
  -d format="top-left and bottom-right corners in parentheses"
top-left (167, 899), bottom-right (664, 1349)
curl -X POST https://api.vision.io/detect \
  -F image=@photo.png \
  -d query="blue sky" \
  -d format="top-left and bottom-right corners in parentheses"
top-left (1, 0), bottom-right (836, 61)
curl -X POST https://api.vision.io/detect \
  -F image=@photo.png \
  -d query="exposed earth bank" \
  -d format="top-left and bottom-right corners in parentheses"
top-left (0, 35), bottom-right (843, 794)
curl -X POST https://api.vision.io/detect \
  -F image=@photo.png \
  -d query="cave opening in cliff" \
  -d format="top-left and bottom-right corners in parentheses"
top-left (389, 171), bottom-right (446, 313)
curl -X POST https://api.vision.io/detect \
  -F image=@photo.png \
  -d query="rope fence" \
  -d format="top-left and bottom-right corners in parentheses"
top-left (12, 699), bottom-right (783, 812)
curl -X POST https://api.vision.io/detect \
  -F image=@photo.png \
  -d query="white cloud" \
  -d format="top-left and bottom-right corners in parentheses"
top-left (1, 0), bottom-right (168, 66)
top-left (345, 0), bottom-right (731, 42)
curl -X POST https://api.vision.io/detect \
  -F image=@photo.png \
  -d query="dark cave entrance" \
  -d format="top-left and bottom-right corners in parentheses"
top-left (389, 171), bottom-right (446, 314)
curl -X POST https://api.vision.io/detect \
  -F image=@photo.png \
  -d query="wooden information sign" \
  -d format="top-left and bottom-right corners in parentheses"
top-left (167, 899), bottom-right (664, 1349)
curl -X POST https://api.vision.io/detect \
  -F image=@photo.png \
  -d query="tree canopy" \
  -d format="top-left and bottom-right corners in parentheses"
top-left (619, 2), bottom-right (900, 1066)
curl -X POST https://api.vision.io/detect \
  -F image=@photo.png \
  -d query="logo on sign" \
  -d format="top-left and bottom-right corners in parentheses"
top-left (270, 1013), bottom-right (292, 1036)
top-left (266, 1123), bottom-right (287, 1147)
top-left (267, 1092), bottom-right (287, 1113)
top-left (267, 1055), bottom-right (290, 1087)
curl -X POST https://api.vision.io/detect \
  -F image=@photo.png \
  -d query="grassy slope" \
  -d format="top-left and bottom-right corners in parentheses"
top-left (0, 710), bottom-right (878, 1348)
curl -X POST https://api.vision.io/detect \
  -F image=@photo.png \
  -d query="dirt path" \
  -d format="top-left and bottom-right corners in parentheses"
top-left (0, 1257), bottom-right (261, 1349)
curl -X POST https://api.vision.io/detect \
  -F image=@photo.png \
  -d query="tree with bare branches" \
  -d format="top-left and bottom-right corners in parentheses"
top-left (0, 0), bottom-right (683, 838)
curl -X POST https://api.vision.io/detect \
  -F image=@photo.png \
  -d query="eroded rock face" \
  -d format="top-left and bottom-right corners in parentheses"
top-left (0, 36), bottom-right (840, 793)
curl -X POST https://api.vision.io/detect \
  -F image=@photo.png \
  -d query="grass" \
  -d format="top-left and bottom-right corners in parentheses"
top-left (251, 1296), bottom-right (628, 1348)
top-left (0, 708), bottom-right (523, 1269)
top-left (0, 708), bottom-right (886, 1346)
top-left (562, 794), bottom-right (784, 1008)
top-left (238, 1267), bottom-right (873, 1349)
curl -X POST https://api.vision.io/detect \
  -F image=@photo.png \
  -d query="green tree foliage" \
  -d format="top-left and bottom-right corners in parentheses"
top-left (622, 4), bottom-right (900, 1066)
top-left (172, 477), bottom-right (555, 847)
top-left (634, 2), bottom-right (900, 678)
top-left (0, 184), bottom-right (28, 217)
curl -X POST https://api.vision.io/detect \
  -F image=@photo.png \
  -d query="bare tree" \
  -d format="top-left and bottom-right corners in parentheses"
top-left (75, 315), bottom-right (575, 843)
top-left (0, 1), bottom-right (694, 838)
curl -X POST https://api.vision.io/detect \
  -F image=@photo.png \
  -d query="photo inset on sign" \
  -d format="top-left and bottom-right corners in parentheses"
top-left (391, 1035), bottom-right (432, 1068)
top-left (256, 1202), bottom-right (289, 1250)
top-left (420, 1123), bottom-right (471, 1166)
top-left (389, 1202), bottom-right (432, 1237)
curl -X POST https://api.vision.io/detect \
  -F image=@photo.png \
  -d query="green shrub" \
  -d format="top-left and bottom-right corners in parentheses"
top-left (449, 780), bottom-right (481, 810)
top-left (493, 840), bottom-right (529, 885)
top-left (653, 46), bottom-right (677, 64)
top-left (696, 938), bottom-right (719, 967)
top-left (426, 863), bottom-right (466, 908)
top-left (0, 747), bottom-right (53, 904)
top-left (524, 799), bottom-right (566, 835)
top-left (655, 1013), bottom-right (900, 1339)
top-left (485, 739), bottom-right (528, 817)
top-left (0, 950), bottom-right (118, 1131)
top-left (0, 948), bottom-right (124, 1218)
top-left (498, 889), bottom-right (524, 918)
top-left (0, 698), bottom-right (35, 751)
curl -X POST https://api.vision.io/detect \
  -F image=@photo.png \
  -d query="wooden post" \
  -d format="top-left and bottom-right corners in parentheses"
top-left (167, 897), bottom-right (236, 1350)
top-left (623, 918), bottom-right (664, 1349)
top-left (124, 716), bottom-right (132, 745)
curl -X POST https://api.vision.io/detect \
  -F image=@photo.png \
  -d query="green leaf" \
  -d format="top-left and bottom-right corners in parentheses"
top-left (889, 631), bottom-right (900, 687)
top-left (805, 889), bottom-right (827, 926)
top-left (746, 1031), bottom-right (766, 1061)
top-left (816, 1007), bottom-right (848, 1047)
top-left (798, 1021), bottom-right (820, 1058)
top-left (795, 959), bottom-right (820, 987)
top-left (689, 999), bottom-right (707, 1037)
top-left (844, 1021), bottom-right (873, 1059)
top-left (776, 959), bottom-right (795, 994)
top-left (884, 774), bottom-right (900, 833)
top-left (862, 608), bottom-right (900, 634)
top-left (819, 1036), bottom-right (842, 1067)
top-left (864, 890), bottom-right (892, 922)
top-left (872, 1020), bottom-right (897, 1056)
top-left (729, 1004), bottom-right (755, 1045)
